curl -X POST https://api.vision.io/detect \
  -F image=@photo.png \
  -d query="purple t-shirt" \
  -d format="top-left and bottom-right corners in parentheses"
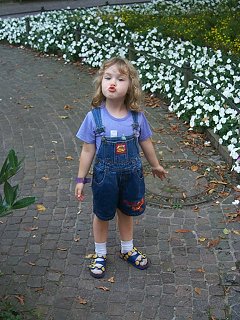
top-left (76, 105), bottom-right (152, 152)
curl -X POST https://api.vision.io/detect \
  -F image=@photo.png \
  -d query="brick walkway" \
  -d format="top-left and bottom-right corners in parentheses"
top-left (0, 0), bottom-right (150, 18)
top-left (0, 42), bottom-right (239, 320)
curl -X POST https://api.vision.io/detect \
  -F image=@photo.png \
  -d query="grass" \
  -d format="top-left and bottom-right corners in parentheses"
top-left (0, 298), bottom-right (42, 320)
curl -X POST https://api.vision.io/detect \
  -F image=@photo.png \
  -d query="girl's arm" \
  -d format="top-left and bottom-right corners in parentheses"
top-left (139, 138), bottom-right (168, 180)
top-left (75, 142), bottom-right (96, 200)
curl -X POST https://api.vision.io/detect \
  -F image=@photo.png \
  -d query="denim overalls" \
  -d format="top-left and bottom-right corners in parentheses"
top-left (92, 107), bottom-right (146, 221)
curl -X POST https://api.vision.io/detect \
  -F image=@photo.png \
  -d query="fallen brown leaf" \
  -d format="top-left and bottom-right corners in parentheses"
top-left (191, 165), bottom-right (199, 172)
top-left (207, 237), bottom-right (220, 248)
top-left (196, 174), bottom-right (207, 179)
top-left (170, 124), bottom-right (179, 132)
top-left (232, 230), bottom-right (240, 236)
top-left (65, 155), bottom-right (74, 161)
top-left (233, 186), bottom-right (240, 192)
top-left (175, 229), bottom-right (192, 233)
top-left (208, 188), bottom-right (215, 194)
top-left (14, 295), bottom-right (25, 305)
top-left (218, 191), bottom-right (230, 197)
top-left (194, 287), bottom-right (201, 295)
top-left (193, 206), bottom-right (199, 212)
top-left (96, 286), bottom-right (110, 291)
top-left (225, 212), bottom-right (240, 223)
top-left (108, 277), bottom-right (115, 283)
top-left (24, 226), bottom-right (38, 232)
top-left (41, 176), bottom-right (49, 181)
top-left (36, 204), bottom-right (46, 212)
top-left (199, 236), bottom-right (207, 242)
top-left (23, 104), bottom-right (34, 109)
top-left (76, 296), bottom-right (87, 304)
top-left (34, 287), bottom-right (44, 292)
top-left (153, 127), bottom-right (164, 133)
top-left (64, 105), bottom-right (74, 110)
top-left (210, 180), bottom-right (228, 185)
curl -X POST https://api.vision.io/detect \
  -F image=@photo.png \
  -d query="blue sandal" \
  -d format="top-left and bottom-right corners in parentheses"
top-left (120, 247), bottom-right (149, 270)
top-left (89, 254), bottom-right (107, 278)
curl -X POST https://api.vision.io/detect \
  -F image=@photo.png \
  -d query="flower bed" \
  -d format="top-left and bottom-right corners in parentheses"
top-left (0, 0), bottom-right (239, 172)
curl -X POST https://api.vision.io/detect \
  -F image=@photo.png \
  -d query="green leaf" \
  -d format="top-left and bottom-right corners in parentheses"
top-left (4, 181), bottom-right (16, 206)
top-left (0, 150), bottom-right (22, 184)
top-left (0, 156), bottom-right (9, 184)
top-left (8, 149), bottom-right (23, 172)
top-left (8, 149), bottom-right (18, 167)
top-left (12, 184), bottom-right (19, 204)
top-left (12, 197), bottom-right (36, 209)
top-left (0, 203), bottom-right (9, 216)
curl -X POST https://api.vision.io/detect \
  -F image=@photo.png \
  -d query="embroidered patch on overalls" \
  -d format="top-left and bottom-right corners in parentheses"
top-left (115, 143), bottom-right (127, 154)
top-left (124, 198), bottom-right (145, 212)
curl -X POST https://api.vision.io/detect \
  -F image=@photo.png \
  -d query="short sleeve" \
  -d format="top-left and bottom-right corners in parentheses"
top-left (139, 112), bottom-right (152, 141)
top-left (76, 111), bottom-right (96, 144)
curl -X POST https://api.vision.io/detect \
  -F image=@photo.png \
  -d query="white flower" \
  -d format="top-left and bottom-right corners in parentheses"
top-left (232, 199), bottom-right (239, 206)
top-left (232, 163), bottom-right (240, 173)
top-left (204, 141), bottom-right (211, 146)
top-left (196, 108), bottom-right (202, 115)
top-left (221, 117), bottom-right (227, 124)
top-left (234, 97), bottom-right (240, 104)
top-left (213, 115), bottom-right (219, 123)
top-left (190, 115), bottom-right (196, 127)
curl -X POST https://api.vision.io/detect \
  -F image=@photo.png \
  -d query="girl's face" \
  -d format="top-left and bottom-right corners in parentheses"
top-left (101, 64), bottom-right (130, 103)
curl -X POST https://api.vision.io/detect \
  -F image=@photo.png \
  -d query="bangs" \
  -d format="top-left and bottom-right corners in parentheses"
top-left (103, 59), bottom-right (129, 76)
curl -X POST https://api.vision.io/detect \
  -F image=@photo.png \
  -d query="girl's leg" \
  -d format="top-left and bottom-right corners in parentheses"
top-left (117, 209), bottom-right (148, 269)
top-left (93, 215), bottom-right (109, 244)
top-left (117, 209), bottom-right (134, 254)
top-left (117, 209), bottom-right (133, 241)
top-left (90, 215), bottom-right (109, 278)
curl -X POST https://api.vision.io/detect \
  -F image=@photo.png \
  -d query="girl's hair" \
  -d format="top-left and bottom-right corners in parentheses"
top-left (91, 57), bottom-right (143, 112)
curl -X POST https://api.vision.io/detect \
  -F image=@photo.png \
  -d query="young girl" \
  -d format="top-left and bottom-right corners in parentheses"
top-left (75, 57), bottom-right (167, 278)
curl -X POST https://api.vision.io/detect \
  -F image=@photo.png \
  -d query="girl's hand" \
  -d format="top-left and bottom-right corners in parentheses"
top-left (75, 183), bottom-right (85, 201)
top-left (152, 165), bottom-right (168, 180)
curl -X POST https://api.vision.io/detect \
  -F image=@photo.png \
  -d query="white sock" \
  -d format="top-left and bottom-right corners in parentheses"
top-left (121, 239), bottom-right (133, 254)
top-left (95, 242), bottom-right (107, 256)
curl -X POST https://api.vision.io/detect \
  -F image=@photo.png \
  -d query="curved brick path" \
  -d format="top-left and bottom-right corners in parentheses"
top-left (0, 43), bottom-right (239, 320)
top-left (0, 0), bottom-right (150, 18)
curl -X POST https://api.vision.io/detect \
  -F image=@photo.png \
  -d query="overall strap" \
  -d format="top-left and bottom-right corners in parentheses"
top-left (131, 111), bottom-right (140, 135)
top-left (92, 107), bottom-right (105, 135)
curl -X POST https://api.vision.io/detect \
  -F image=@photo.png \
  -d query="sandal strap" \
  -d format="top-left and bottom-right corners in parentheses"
top-left (89, 254), bottom-right (106, 272)
top-left (121, 247), bottom-right (146, 265)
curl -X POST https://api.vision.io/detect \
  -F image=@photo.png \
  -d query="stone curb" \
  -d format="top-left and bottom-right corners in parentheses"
top-left (206, 128), bottom-right (233, 167)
